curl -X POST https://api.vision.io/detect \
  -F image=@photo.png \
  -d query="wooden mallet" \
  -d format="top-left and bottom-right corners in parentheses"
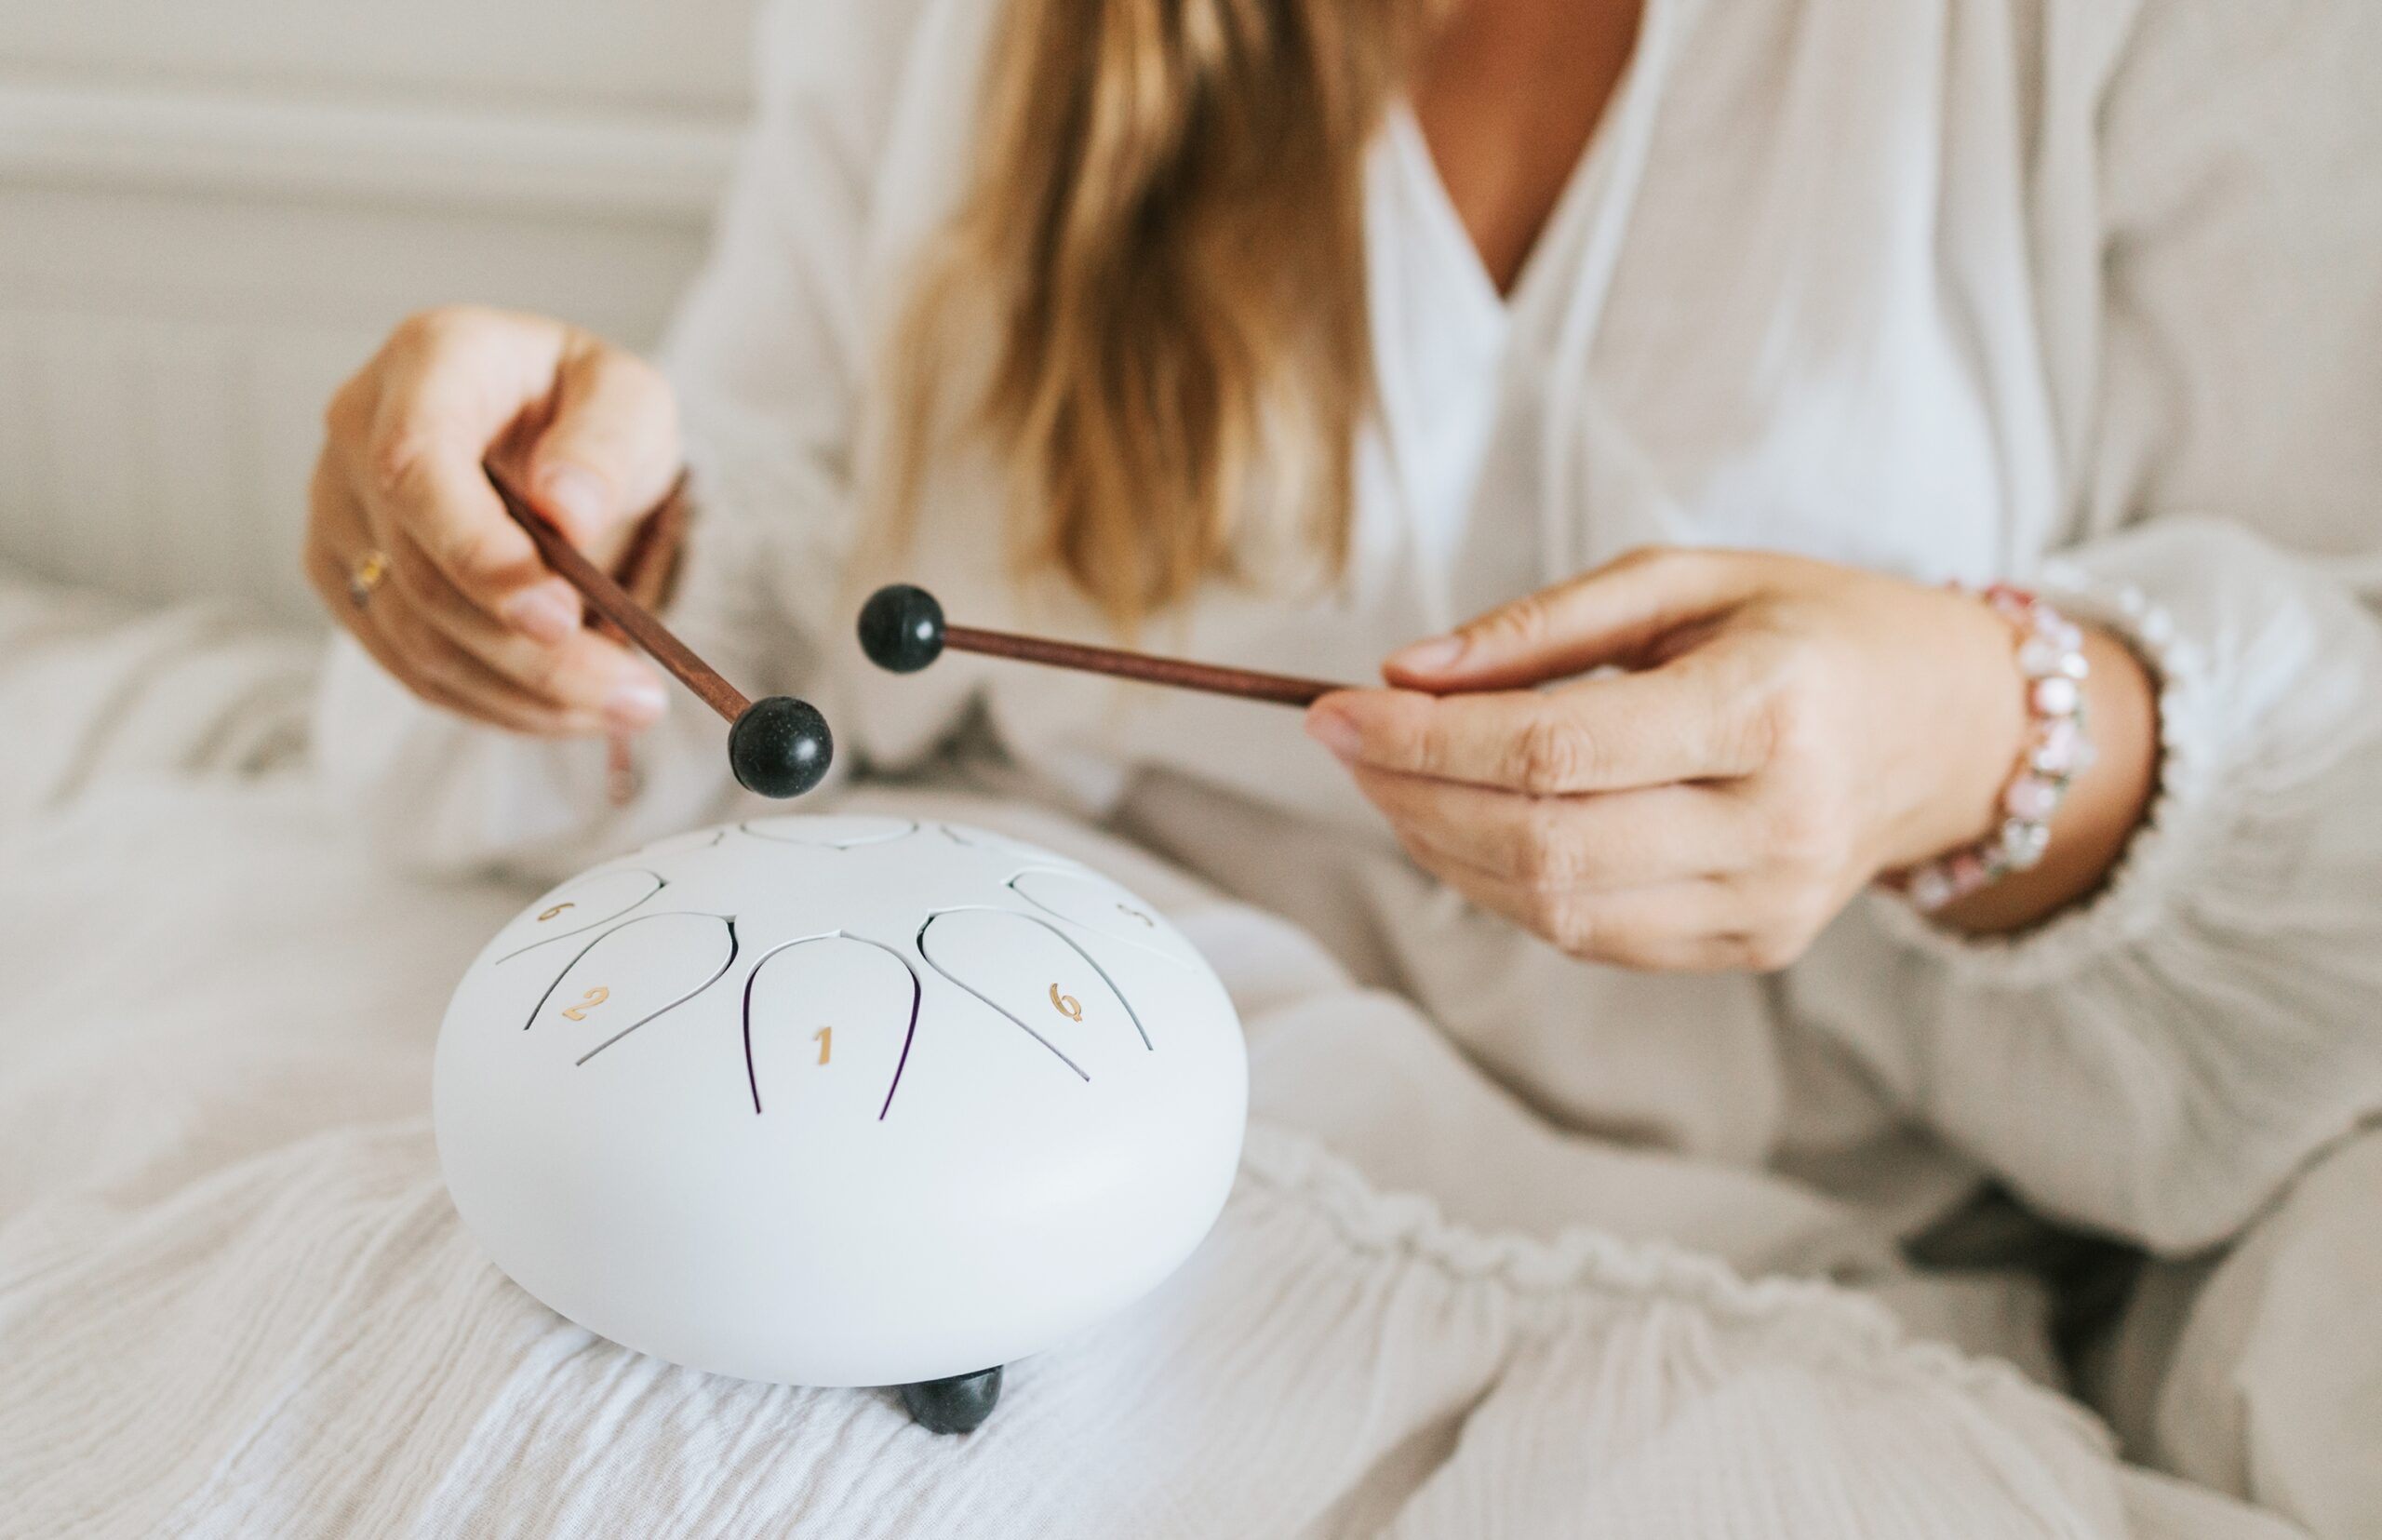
top-left (857, 584), bottom-right (1354, 707)
top-left (486, 465), bottom-right (832, 798)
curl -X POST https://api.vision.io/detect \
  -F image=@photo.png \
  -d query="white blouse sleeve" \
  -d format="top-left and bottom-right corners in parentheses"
top-left (1787, 0), bottom-right (2382, 1255)
top-left (312, 0), bottom-right (931, 882)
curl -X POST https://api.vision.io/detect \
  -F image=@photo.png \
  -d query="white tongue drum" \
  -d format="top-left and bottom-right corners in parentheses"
top-left (431, 817), bottom-right (1248, 1435)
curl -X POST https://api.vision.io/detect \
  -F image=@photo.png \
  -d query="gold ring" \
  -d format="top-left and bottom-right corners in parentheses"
top-left (346, 548), bottom-right (390, 610)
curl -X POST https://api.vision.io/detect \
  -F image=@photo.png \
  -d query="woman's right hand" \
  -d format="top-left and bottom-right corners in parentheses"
top-left (306, 305), bottom-right (684, 737)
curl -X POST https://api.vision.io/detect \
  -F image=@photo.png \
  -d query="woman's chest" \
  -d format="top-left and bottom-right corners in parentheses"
top-left (1370, 0), bottom-right (2067, 630)
top-left (869, 0), bottom-right (2081, 822)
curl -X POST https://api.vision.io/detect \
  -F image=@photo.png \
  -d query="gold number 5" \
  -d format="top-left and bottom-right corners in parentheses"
top-left (560, 985), bottom-right (609, 1021)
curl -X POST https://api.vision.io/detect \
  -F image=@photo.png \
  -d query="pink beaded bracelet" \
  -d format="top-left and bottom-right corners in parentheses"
top-left (1901, 584), bottom-right (2096, 913)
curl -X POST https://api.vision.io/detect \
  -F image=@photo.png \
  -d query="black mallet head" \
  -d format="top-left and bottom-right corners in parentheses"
top-left (858, 583), bottom-right (946, 674)
top-left (728, 695), bottom-right (832, 798)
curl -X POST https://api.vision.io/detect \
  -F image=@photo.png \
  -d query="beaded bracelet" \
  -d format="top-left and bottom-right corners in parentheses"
top-left (1902, 584), bottom-right (2096, 913)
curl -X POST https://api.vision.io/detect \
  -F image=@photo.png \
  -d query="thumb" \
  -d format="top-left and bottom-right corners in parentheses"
top-left (1382, 547), bottom-right (1757, 690)
top-left (520, 340), bottom-right (682, 558)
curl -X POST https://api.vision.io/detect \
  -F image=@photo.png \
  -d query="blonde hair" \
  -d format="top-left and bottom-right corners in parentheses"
top-left (879, 0), bottom-right (1439, 631)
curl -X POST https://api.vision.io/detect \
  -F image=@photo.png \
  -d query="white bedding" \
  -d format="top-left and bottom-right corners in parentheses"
top-left (0, 580), bottom-right (2300, 1537)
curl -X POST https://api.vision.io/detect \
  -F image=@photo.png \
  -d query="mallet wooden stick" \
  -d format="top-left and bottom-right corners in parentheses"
top-left (484, 463), bottom-right (832, 798)
top-left (488, 466), bottom-right (748, 721)
top-left (859, 584), bottom-right (1355, 707)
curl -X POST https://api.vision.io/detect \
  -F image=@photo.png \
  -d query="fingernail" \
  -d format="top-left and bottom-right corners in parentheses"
top-left (503, 582), bottom-right (581, 644)
top-left (604, 674), bottom-right (667, 730)
top-left (1387, 635), bottom-right (1466, 675)
top-left (1305, 707), bottom-right (1360, 759)
top-left (539, 465), bottom-right (609, 538)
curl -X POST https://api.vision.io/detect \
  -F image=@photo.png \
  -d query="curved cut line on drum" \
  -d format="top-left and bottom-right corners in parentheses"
top-left (1005, 867), bottom-right (1196, 971)
top-left (493, 870), bottom-right (668, 963)
top-left (740, 931), bottom-right (924, 1121)
top-left (513, 911), bottom-right (741, 1063)
top-left (914, 906), bottom-right (1155, 1082)
top-left (574, 917), bottom-right (740, 1065)
top-left (633, 828), bottom-right (725, 858)
top-left (738, 818), bottom-right (918, 850)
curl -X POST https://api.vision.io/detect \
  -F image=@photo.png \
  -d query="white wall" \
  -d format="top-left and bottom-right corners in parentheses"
top-left (0, 0), bottom-right (756, 621)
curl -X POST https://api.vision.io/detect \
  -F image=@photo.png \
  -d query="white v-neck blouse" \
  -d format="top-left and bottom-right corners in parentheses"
top-left (320, 0), bottom-right (2382, 1258)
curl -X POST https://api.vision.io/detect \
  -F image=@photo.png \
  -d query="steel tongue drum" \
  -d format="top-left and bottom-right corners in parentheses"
top-left (445, 475), bottom-right (1245, 1430)
top-left (434, 815), bottom-right (1248, 1433)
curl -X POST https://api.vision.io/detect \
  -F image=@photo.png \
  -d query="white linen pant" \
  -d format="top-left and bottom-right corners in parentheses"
top-left (2093, 1125), bottom-right (2382, 1537)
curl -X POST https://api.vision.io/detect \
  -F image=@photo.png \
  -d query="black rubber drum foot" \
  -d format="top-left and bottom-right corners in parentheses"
top-left (899, 1365), bottom-right (1004, 1434)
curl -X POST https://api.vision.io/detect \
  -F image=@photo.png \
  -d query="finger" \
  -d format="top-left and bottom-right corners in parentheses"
top-left (1344, 764), bottom-right (1760, 889)
top-left (1568, 886), bottom-right (1773, 972)
top-left (1546, 881), bottom-right (1756, 972)
top-left (350, 465), bottom-right (619, 683)
top-left (307, 519), bottom-right (580, 733)
top-left (376, 520), bottom-right (667, 728)
top-left (355, 412), bottom-right (558, 638)
top-left (1559, 873), bottom-right (1837, 973)
top-left (315, 477), bottom-right (660, 732)
top-left (1383, 547), bottom-right (1767, 690)
top-left (308, 505), bottom-right (574, 734)
top-left (352, 315), bottom-right (582, 639)
top-left (515, 341), bottom-right (682, 553)
top-left (307, 455), bottom-right (379, 650)
top-left (363, 582), bottom-right (620, 737)
top-left (1308, 653), bottom-right (1768, 796)
top-left (1385, 839), bottom-right (1757, 973)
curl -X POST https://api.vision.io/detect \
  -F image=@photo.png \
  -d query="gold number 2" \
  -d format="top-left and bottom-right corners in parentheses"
top-left (1050, 984), bottom-right (1083, 1022)
top-left (560, 985), bottom-right (609, 1021)
top-left (538, 902), bottom-right (576, 923)
top-left (813, 1025), bottom-right (832, 1065)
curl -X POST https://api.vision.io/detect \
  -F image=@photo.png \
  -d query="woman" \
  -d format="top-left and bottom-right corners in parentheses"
top-left (308, 0), bottom-right (2382, 1530)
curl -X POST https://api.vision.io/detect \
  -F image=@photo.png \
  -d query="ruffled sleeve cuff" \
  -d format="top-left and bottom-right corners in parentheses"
top-left (1862, 564), bottom-right (2222, 988)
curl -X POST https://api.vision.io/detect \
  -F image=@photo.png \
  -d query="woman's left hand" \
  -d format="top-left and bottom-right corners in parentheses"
top-left (1305, 547), bottom-right (2153, 971)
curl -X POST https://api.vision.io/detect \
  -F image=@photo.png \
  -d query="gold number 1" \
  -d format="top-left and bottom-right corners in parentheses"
top-left (813, 1025), bottom-right (832, 1065)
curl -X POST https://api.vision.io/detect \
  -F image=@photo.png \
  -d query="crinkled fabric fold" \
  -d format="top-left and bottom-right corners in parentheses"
top-left (0, 779), bottom-right (2290, 1539)
top-left (1798, 521), bottom-right (2382, 1255)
